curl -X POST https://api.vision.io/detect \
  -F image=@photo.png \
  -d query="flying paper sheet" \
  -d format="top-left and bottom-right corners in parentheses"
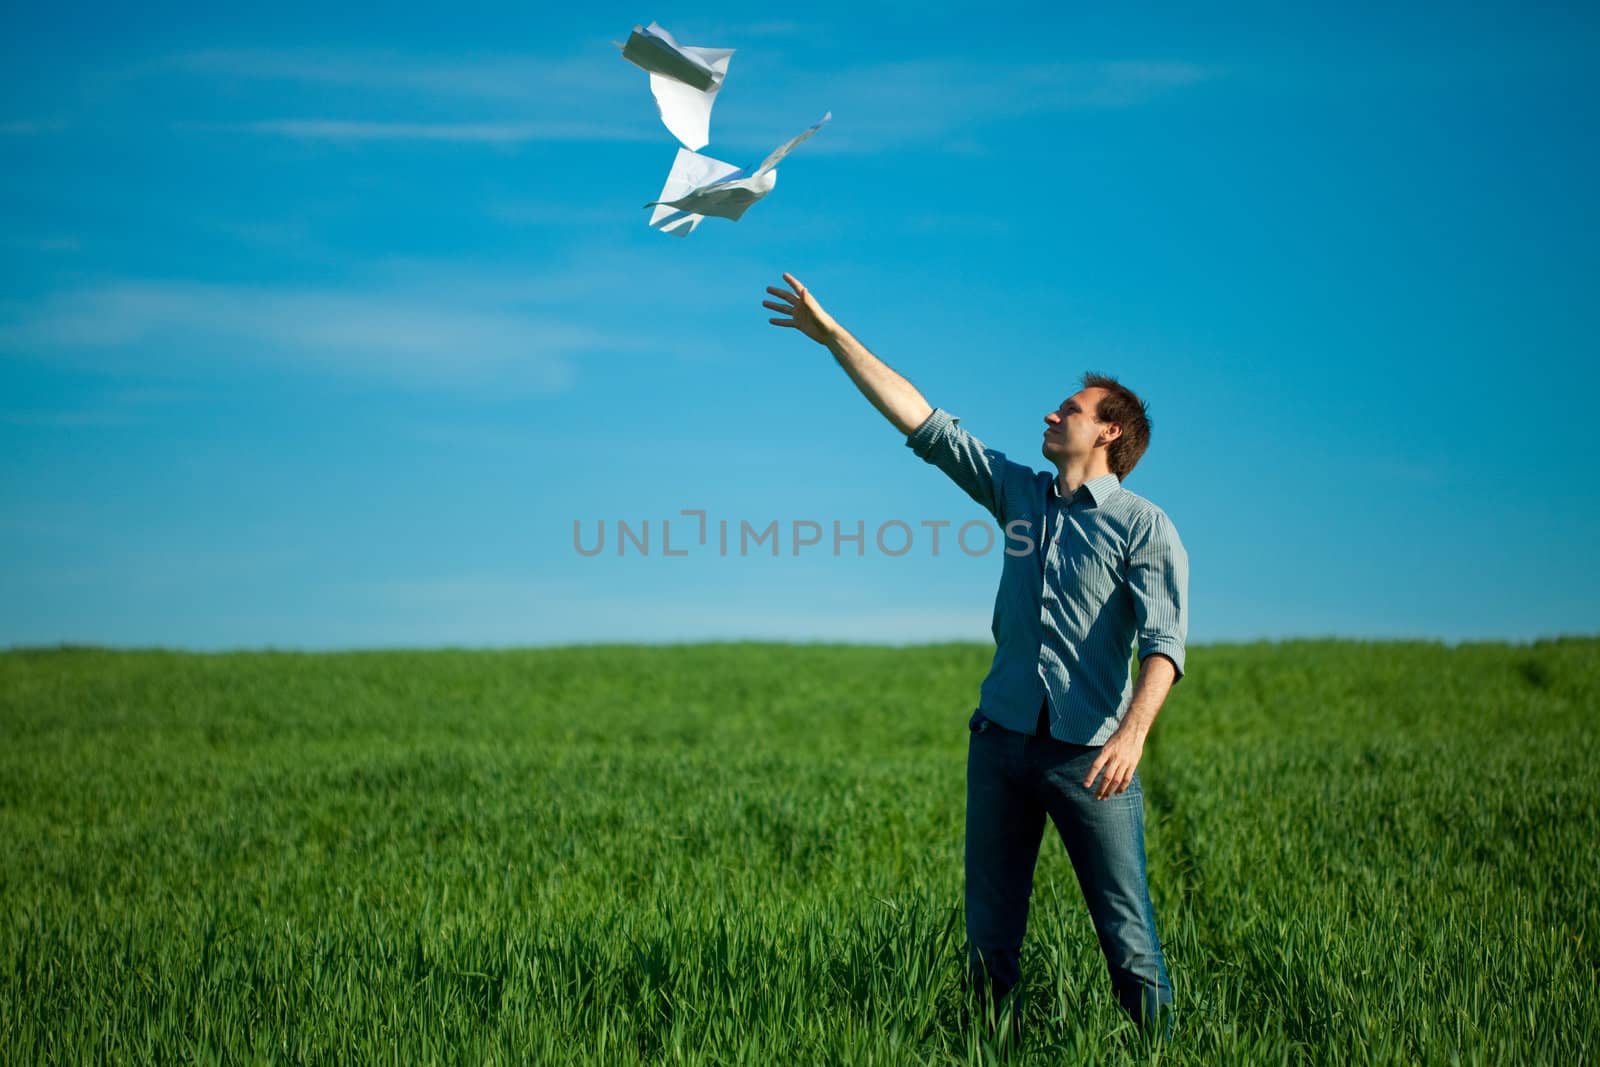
top-left (647, 149), bottom-right (743, 237)
top-left (645, 112), bottom-right (831, 230)
top-left (619, 22), bottom-right (733, 151)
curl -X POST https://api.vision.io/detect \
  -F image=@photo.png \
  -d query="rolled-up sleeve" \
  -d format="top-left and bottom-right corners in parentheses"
top-left (1127, 508), bottom-right (1188, 680)
top-left (905, 408), bottom-right (1030, 523)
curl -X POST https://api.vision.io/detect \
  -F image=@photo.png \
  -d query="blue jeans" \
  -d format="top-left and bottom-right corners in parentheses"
top-left (965, 706), bottom-right (1173, 1036)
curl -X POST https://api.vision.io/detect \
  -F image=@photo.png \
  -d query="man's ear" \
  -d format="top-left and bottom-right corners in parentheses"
top-left (1099, 423), bottom-right (1123, 446)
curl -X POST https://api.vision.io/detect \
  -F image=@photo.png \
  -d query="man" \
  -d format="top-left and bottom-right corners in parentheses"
top-left (764, 272), bottom-right (1186, 1039)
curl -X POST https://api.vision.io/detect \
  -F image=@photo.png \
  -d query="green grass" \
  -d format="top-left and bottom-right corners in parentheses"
top-left (2, 639), bottom-right (1596, 1064)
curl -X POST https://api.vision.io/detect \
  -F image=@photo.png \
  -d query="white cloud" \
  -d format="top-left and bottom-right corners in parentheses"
top-left (484, 201), bottom-right (627, 228)
top-left (159, 47), bottom-right (656, 145)
top-left (0, 384), bottom-right (192, 431)
top-left (166, 48), bottom-right (624, 102)
top-left (724, 21), bottom-right (805, 38)
top-left (1, 411), bottom-right (142, 428)
top-left (782, 59), bottom-right (1219, 153)
top-left (351, 573), bottom-right (992, 647)
top-left (189, 118), bottom-right (655, 144)
top-left (0, 119), bottom-right (64, 135)
top-left (159, 48), bottom-right (1216, 153)
top-left (1, 235), bottom-right (80, 252)
top-left (0, 280), bottom-right (617, 391)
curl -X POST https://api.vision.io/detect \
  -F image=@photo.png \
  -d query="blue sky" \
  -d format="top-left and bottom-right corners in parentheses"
top-left (2, 2), bottom-right (1596, 649)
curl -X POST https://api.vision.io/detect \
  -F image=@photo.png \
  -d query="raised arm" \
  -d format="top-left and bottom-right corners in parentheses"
top-left (764, 272), bottom-right (933, 435)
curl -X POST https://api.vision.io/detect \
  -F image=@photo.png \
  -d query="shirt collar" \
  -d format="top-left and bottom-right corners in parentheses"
top-left (1051, 472), bottom-right (1122, 506)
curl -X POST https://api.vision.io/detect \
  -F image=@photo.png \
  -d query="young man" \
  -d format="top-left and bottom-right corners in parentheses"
top-left (764, 272), bottom-right (1187, 1037)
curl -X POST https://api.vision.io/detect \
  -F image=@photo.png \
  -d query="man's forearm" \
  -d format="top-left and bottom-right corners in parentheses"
top-left (822, 325), bottom-right (934, 436)
top-left (1117, 653), bottom-right (1178, 742)
top-left (765, 273), bottom-right (934, 435)
top-left (1084, 652), bottom-right (1178, 798)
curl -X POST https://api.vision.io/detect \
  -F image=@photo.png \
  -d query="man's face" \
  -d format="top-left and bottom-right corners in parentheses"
top-left (1041, 387), bottom-right (1113, 463)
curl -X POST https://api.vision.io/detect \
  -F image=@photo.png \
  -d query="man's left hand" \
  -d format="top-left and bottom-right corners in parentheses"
top-left (1083, 729), bottom-right (1145, 800)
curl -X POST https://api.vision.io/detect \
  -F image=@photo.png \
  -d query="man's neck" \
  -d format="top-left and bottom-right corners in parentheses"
top-left (1055, 457), bottom-right (1114, 497)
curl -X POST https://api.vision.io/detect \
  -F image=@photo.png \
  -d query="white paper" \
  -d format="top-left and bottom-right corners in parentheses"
top-left (749, 111), bottom-right (832, 177)
top-left (647, 148), bottom-right (743, 236)
top-left (619, 22), bottom-right (733, 151)
top-left (644, 113), bottom-right (830, 229)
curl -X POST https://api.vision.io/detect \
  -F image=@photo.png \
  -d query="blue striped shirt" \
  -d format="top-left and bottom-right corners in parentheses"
top-left (906, 408), bottom-right (1188, 744)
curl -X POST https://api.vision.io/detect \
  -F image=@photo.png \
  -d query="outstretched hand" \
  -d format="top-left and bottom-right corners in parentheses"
top-left (764, 272), bottom-right (839, 346)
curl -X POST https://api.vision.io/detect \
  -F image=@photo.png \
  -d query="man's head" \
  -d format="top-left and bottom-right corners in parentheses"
top-left (1040, 373), bottom-right (1151, 481)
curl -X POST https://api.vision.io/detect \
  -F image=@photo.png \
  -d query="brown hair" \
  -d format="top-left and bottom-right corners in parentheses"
top-left (1082, 373), bottom-right (1151, 480)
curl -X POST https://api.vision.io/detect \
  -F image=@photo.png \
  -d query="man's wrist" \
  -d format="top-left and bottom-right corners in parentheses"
top-left (1116, 711), bottom-right (1155, 743)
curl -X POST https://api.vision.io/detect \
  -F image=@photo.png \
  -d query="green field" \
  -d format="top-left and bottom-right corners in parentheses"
top-left (2, 640), bottom-right (1596, 1064)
